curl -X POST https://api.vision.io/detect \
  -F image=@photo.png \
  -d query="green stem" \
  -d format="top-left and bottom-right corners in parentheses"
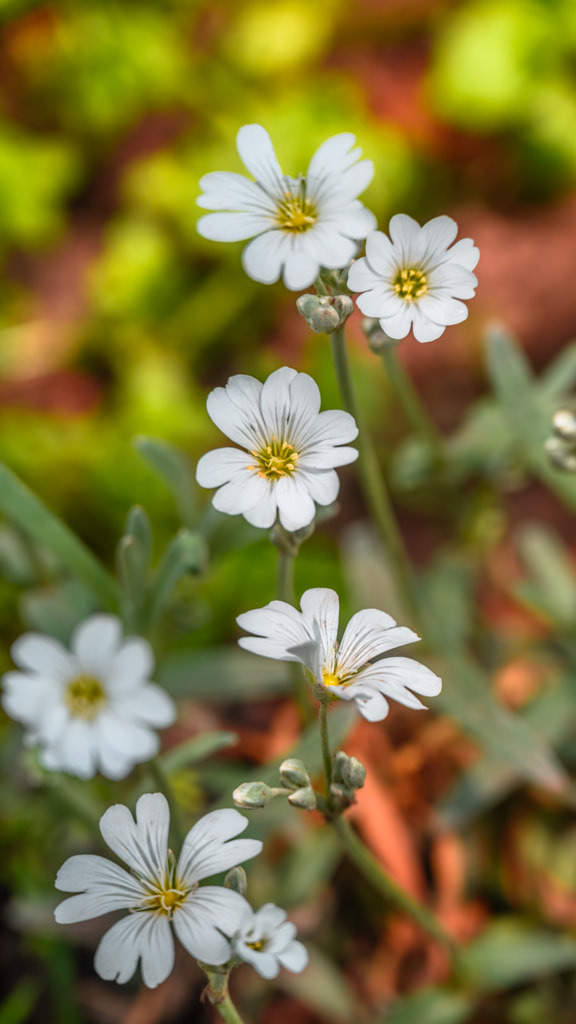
top-left (149, 757), bottom-right (185, 848)
top-left (332, 816), bottom-right (457, 957)
top-left (319, 701), bottom-right (333, 802)
top-left (380, 347), bottom-right (444, 461)
top-left (329, 327), bottom-right (418, 622)
top-left (203, 969), bottom-right (246, 1024)
top-left (276, 545), bottom-right (295, 606)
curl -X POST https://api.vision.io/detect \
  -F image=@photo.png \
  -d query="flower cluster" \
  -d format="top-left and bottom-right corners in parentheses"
top-left (55, 794), bottom-right (308, 988)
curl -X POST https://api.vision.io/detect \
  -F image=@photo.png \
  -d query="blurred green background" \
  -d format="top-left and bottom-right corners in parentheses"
top-left (4, 1), bottom-right (576, 1022)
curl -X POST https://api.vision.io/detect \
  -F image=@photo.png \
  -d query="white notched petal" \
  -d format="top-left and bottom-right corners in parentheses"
top-left (299, 467), bottom-right (340, 506)
top-left (99, 792), bottom-right (170, 883)
top-left (355, 287), bottom-right (397, 319)
top-left (236, 124), bottom-right (285, 199)
top-left (388, 214), bottom-right (422, 262)
top-left (440, 236), bottom-right (480, 271)
top-left (276, 475), bottom-right (316, 531)
top-left (71, 614), bottom-right (122, 676)
top-left (419, 215), bottom-right (458, 259)
top-left (337, 608), bottom-right (414, 672)
top-left (337, 683), bottom-right (390, 721)
top-left (300, 588), bottom-right (340, 664)
top-left (59, 718), bottom-right (98, 780)
top-left (174, 887), bottom-right (249, 965)
top-left (379, 305), bottom-right (415, 340)
top-left (96, 711), bottom-right (160, 763)
top-left (196, 211), bottom-right (272, 242)
top-left (260, 366), bottom-right (299, 437)
top-left (411, 309), bottom-right (448, 343)
top-left (178, 808), bottom-right (262, 885)
top-left (55, 854), bottom-right (143, 921)
top-left (196, 448), bottom-right (252, 488)
top-left (241, 946), bottom-right (280, 978)
top-left (279, 940), bottom-right (309, 972)
top-left (347, 257), bottom-right (385, 293)
top-left (197, 171), bottom-right (278, 214)
top-left (113, 685), bottom-right (176, 728)
top-left (365, 230), bottom-right (398, 276)
top-left (241, 230), bottom-right (288, 285)
top-left (242, 483), bottom-right (279, 529)
top-left (1, 672), bottom-right (59, 725)
top-left (95, 912), bottom-right (174, 988)
top-left (108, 637), bottom-right (154, 692)
top-left (282, 239), bottom-right (321, 291)
top-left (11, 633), bottom-right (72, 679)
top-left (361, 656), bottom-right (442, 697)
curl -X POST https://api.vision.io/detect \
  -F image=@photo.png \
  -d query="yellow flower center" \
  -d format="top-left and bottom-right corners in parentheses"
top-left (64, 675), bottom-right (107, 719)
top-left (277, 192), bottom-right (317, 233)
top-left (322, 670), bottom-right (343, 688)
top-left (249, 438), bottom-right (299, 479)
top-left (246, 939), bottom-right (267, 951)
top-left (142, 887), bottom-right (188, 918)
top-left (393, 267), bottom-right (428, 301)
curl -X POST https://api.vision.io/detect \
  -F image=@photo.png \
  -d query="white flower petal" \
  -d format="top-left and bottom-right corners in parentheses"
top-left (306, 133), bottom-right (374, 207)
top-left (276, 475), bottom-right (316, 531)
top-left (411, 310), bottom-right (448, 343)
top-left (113, 685), bottom-right (176, 728)
top-left (365, 230), bottom-right (398, 276)
top-left (99, 793), bottom-right (170, 883)
top-left (429, 262), bottom-right (478, 298)
top-left (299, 468), bottom-right (340, 506)
top-left (95, 913), bottom-right (174, 988)
top-left (418, 294), bottom-right (468, 327)
top-left (347, 257), bottom-right (385, 293)
top-left (243, 482), bottom-right (279, 529)
top-left (197, 171), bottom-right (277, 214)
top-left (241, 230), bottom-right (288, 285)
top-left (11, 634), bottom-right (72, 679)
top-left (303, 224), bottom-right (357, 272)
top-left (329, 202), bottom-right (377, 239)
top-left (378, 305), bottom-right (415, 340)
top-left (388, 214), bottom-right (422, 263)
top-left (306, 409), bottom-right (359, 448)
top-left (206, 381), bottom-right (264, 449)
top-left (71, 615), bottom-right (122, 677)
top-left (355, 287), bottom-right (397, 319)
top-left (419, 215), bottom-right (458, 260)
top-left (55, 855), bottom-right (142, 920)
top-left (260, 366), bottom-right (299, 437)
top-left (441, 236), bottom-right (480, 271)
top-left (337, 683), bottom-right (390, 721)
top-left (278, 940), bottom-right (309, 973)
top-left (281, 237), bottom-right (321, 291)
top-left (338, 609), bottom-right (417, 676)
top-left (177, 808), bottom-right (262, 885)
top-left (196, 448), bottom-right (253, 488)
top-left (108, 637), bottom-right (154, 693)
top-left (196, 211), bottom-right (272, 242)
top-left (174, 887), bottom-right (249, 965)
top-left (299, 589), bottom-right (339, 665)
top-left (59, 719), bottom-right (98, 779)
top-left (361, 656), bottom-right (443, 697)
top-left (236, 124), bottom-right (285, 199)
top-left (1, 672), bottom-right (60, 726)
top-left (240, 946), bottom-right (280, 978)
top-left (212, 473), bottom-right (271, 519)
top-left (237, 602), bottom-right (311, 663)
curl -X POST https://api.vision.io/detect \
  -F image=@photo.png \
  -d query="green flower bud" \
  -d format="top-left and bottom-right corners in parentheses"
top-left (287, 786), bottom-right (317, 810)
top-left (279, 758), bottom-right (310, 789)
top-left (232, 781), bottom-right (272, 808)
top-left (329, 782), bottom-right (356, 811)
top-left (296, 294), bottom-right (354, 334)
top-left (361, 317), bottom-right (400, 353)
top-left (545, 437), bottom-right (576, 473)
top-left (224, 866), bottom-right (247, 896)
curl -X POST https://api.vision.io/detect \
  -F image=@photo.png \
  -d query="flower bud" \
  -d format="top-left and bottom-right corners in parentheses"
top-left (553, 409), bottom-right (576, 442)
top-left (361, 317), bottom-right (400, 353)
top-left (296, 294), bottom-right (354, 334)
top-left (287, 786), bottom-right (317, 810)
top-left (545, 437), bottom-right (576, 473)
top-left (224, 866), bottom-right (247, 896)
top-left (279, 758), bottom-right (310, 790)
top-left (342, 755), bottom-right (367, 790)
top-left (232, 781), bottom-right (272, 808)
top-left (329, 782), bottom-right (356, 811)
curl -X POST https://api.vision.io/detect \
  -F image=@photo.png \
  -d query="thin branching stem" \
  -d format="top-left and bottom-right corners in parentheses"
top-left (203, 969), bottom-right (246, 1024)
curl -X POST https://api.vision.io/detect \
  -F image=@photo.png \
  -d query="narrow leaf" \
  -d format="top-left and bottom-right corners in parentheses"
top-left (148, 529), bottom-right (207, 625)
top-left (161, 731), bottom-right (238, 774)
top-left (0, 461), bottom-right (117, 609)
top-left (134, 435), bottom-right (197, 527)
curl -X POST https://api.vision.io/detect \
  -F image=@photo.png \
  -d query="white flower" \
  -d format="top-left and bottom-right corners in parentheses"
top-left (196, 367), bottom-right (359, 532)
top-left (347, 214), bottom-right (479, 343)
top-left (237, 588), bottom-right (442, 722)
top-left (1, 614), bottom-right (176, 780)
top-left (196, 124), bottom-right (377, 290)
top-left (54, 794), bottom-right (262, 989)
top-left (230, 902), bottom-right (308, 980)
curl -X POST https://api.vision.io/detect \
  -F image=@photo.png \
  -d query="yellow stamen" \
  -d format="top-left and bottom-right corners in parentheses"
top-left (322, 670), bottom-right (342, 688)
top-left (393, 267), bottom-right (428, 301)
top-left (249, 438), bottom-right (299, 479)
top-left (142, 887), bottom-right (188, 918)
top-left (64, 675), bottom-right (107, 720)
top-left (277, 192), bottom-right (317, 233)
top-left (246, 939), bottom-right (266, 951)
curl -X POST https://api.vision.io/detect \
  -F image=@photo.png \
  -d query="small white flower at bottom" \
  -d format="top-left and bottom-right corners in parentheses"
top-left (54, 794), bottom-right (262, 989)
top-left (231, 903), bottom-right (308, 980)
top-left (348, 214), bottom-right (479, 343)
top-left (196, 367), bottom-right (358, 532)
top-left (237, 587), bottom-right (442, 722)
top-left (1, 614), bottom-right (176, 780)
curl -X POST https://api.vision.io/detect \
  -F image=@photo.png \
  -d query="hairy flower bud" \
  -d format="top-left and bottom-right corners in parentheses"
top-left (287, 786), bottom-right (317, 810)
top-left (361, 317), bottom-right (399, 353)
top-left (553, 409), bottom-right (576, 442)
top-left (296, 294), bottom-right (354, 334)
top-left (280, 758), bottom-right (310, 790)
top-left (233, 781), bottom-right (273, 809)
top-left (224, 866), bottom-right (248, 896)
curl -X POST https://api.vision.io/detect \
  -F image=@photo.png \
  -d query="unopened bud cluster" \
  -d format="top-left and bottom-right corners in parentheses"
top-left (361, 317), bottom-right (400, 353)
top-left (330, 750), bottom-right (367, 812)
top-left (296, 294), bottom-right (354, 334)
top-left (545, 409), bottom-right (576, 472)
top-left (233, 758), bottom-right (317, 812)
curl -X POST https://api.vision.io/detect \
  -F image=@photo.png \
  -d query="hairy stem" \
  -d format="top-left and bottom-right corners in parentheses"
top-left (329, 327), bottom-right (418, 622)
top-left (380, 346), bottom-right (444, 461)
top-left (203, 969), bottom-right (246, 1024)
top-left (319, 701), bottom-right (333, 805)
top-left (332, 816), bottom-right (457, 956)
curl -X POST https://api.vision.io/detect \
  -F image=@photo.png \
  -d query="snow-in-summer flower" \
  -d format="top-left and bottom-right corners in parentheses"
top-left (237, 588), bottom-right (442, 722)
top-left (231, 902), bottom-right (308, 980)
top-left (196, 367), bottom-right (359, 532)
top-left (348, 214), bottom-right (479, 343)
top-left (55, 794), bottom-right (262, 989)
top-left (1, 615), bottom-right (176, 780)
top-left (196, 124), bottom-right (377, 290)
